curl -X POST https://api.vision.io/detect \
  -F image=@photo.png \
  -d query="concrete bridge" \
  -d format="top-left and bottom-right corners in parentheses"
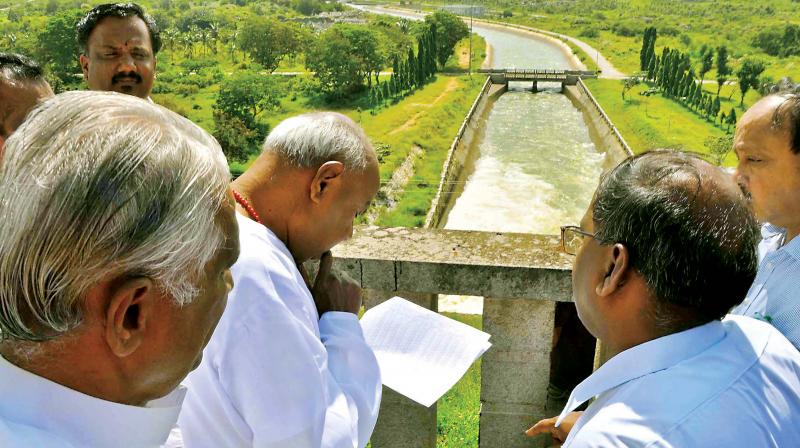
top-left (478, 68), bottom-right (598, 92)
top-left (332, 226), bottom-right (576, 448)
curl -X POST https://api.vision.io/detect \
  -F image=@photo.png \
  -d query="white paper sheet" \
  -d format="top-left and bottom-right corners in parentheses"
top-left (360, 296), bottom-right (492, 407)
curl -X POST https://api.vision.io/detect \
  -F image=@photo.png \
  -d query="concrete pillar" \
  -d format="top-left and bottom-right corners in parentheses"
top-left (364, 290), bottom-right (437, 448)
top-left (479, 298), bottom-right (556, 448)
top-left (531, 81), bottom-right (538, 93)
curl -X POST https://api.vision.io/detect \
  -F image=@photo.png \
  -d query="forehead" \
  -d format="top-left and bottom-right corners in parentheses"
top-left (88, 16), bottom-right (152, 49)
top-left (0, 80), bottom-right (51, 125)
top-left (736, 97), bottom-right (792, 153)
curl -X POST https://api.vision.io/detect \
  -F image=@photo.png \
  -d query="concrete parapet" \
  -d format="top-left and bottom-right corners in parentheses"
top-left (480, 298), bottom-right (556, 448)
top-left (333, 226), bottom-right (573, 301)
top-left (364, 290), bottom-right (438, 448)
top-left (332, 227), bottom-right (575, 448)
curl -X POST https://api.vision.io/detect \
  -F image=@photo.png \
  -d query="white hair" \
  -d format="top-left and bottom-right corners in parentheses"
top-left (263, 112), bottom-right (374, 170)
top-left (0, 91), bottom-right (230, 342)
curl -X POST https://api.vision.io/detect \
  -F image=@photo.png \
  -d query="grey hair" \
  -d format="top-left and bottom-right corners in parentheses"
top-left (592, 150), bottom-right (759, 332)
top-left (0, 91), bottom-right (230, 342)
top-left (263, 112), bottom-right (373, 170)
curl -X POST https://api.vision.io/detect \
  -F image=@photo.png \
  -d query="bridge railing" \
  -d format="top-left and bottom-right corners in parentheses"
top-left (332, 226), bottom-right (574, 448)
top-left (576, 78), bottom-right (634, 156)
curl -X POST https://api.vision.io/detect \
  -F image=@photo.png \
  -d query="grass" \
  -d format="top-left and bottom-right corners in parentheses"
top-left (367, 75), bottom-right (485, 227)
top-left (584, 78), bottom-right (738, 165)
top-left (437, 312), bottom-right (482, 448)
top-left (444, 33), bottom-right (488, 72)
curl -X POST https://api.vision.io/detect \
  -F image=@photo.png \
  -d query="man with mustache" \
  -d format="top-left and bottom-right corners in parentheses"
top-left (77, 3), bottom-right (159, 99)
top-left (731, 88), bottom-right (800, 350)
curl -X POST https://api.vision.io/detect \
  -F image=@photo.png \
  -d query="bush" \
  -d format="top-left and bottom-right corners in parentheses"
top-left (579, 27), bottom-right (599, 38)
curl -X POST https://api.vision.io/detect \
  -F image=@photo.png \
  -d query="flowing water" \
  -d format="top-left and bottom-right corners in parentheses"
top-left (351, 6), bottom-right (606, 313)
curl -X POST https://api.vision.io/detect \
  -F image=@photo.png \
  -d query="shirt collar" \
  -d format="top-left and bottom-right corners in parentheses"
top-left (0, 355), bottom-right (185, 447)
top-left (763, 223), bottom-right (800, 260)
top-left (555, 320), bottom-right (726, 427)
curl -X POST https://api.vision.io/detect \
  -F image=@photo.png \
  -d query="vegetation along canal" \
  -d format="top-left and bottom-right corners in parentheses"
top-left (359, 5), bottom-right (605, 313)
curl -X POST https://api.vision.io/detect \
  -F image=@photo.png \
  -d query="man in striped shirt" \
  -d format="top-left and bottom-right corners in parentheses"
top-left (732, 89), bottom-right (800, 350)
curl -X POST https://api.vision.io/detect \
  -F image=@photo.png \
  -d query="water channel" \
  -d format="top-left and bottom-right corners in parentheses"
top-left (353, 6), bottom-right (606, 313)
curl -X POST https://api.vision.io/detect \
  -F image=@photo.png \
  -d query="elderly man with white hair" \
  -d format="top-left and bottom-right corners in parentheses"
top-left (179, 112), bottom-right (382, 448)
top-left (0, 91), bottom-right (239, 447)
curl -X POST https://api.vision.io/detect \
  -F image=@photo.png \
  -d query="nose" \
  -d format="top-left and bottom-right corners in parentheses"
top-left (117, 53), bottom-right (136, 73)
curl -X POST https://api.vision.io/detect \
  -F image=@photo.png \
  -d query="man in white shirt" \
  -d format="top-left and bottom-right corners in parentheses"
top-left (526, 150), bottom-right (800, 446)
top-left (0, 91), bottom-right (239, 447)
top-left (179, 112), bottom-right (382, 448)
top-left (731, 90), bottom-right (800, 349)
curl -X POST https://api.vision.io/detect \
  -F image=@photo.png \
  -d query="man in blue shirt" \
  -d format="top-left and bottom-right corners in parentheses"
top-left (527, 150), bottom-right (800, 446)
top-left (732, 90), bottom-right (800, 349)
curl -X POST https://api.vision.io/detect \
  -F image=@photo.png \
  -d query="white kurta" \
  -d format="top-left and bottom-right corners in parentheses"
top-left (0, 354), bottom-right (185, 447)
top-left (556, 315), bottom-right (800, 447)
top-left (178, 213), bottom-right (381, 448)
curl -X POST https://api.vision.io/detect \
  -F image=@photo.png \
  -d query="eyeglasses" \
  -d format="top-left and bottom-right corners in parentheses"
top-left (560, 225), bottom-right (596, 255)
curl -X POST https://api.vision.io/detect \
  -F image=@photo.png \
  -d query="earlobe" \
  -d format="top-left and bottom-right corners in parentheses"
top-left (104, 277), bottom-right (156, 358)
top-left (79, 55), bottom-right (89, 76)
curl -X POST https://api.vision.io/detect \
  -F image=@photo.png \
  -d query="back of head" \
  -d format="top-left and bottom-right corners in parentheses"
top-left (0, 91), bottom-right (229, 343)
top-left (76, 3), bottom-right (161, 55)
top-left (592, 150), bottom-right (759, 329)
top-left (0, 53), bottom-right (45, 83)
top-left (263, 112), bottom-right (374, 170)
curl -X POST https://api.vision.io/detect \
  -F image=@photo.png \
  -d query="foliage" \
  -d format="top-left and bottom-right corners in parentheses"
top-left (698, 45), bottom-right (714, 83)
top-left (736, 58), bottom-right (766, 105)
top-left (715, 46), bottom-right (731, 96)
top-left (37, 10), bottom-right (82, 84)
top-left (213, 109), bottom-right (263, 164)
top-left (424, 11), bottom-right (469, 67)
top-left (306, 24), bottom-right (386, 97)
top-left (704, 134), bottom-right (734, 165)
top-left (753, 24), bottom-right (800, 57)
top-left (238, 17), bottom-right (307, 72)
top-left (216, 70), bottom-right (283, 132)
top-left (639, 26), bottom-right (656, 72)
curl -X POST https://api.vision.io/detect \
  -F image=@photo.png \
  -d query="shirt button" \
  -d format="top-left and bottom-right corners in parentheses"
top-left (767, 262), bottom-right (774, 270)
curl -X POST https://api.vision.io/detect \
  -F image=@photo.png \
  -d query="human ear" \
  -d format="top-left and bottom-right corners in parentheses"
top-left (79, 54), bottom-right (90, 78)
top-left (104, 277), bottom-right (158, 358)
top-left (310, 161), bottom-right (344, 204)
top-left (595, 243), bottom-right (630, 297)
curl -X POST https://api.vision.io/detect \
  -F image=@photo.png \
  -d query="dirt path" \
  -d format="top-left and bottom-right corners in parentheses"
top-left (388, 77), bottom-right (459, 135)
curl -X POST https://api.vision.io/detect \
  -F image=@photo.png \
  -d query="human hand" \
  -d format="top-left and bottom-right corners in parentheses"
top-left (525, 411), bottom-right (582, 445)
top-left (311, 251), bottom-right (362, 316)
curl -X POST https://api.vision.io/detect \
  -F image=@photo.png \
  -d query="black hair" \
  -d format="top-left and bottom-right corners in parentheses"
top-left (76, 3), bottom-right (161, 55)
top-left (592, 150), bottom-right (759, 330)
top-left (0, 53), bottom-right (45, 81)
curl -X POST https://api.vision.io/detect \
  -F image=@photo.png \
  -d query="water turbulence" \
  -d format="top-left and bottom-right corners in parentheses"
top-left (439, 26), bottom-right (605, 314)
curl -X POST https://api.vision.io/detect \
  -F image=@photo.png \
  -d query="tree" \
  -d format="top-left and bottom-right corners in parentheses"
top-left (736, 58), bottom-right (766, 106)
top-left (424, 11), bottom-right (468, 67)
top-left (704, 135), bottom-right (734, 165)
top-left (698, 45), bottom-right (713, 84)
top-left (213, 110), bottom-right (262, 164)
top-left (715, 46), bottom-right (731, 96)
top-left (726, 108), bottom-right (737, 133)
top-left (37, 10), bottom-right (83, 84)
top-left (238, 17), bottom-right (307, 73)
top-left (622, 75), bottom-right (641, 101)
top-left (640, 26), bottom-right (657, 71)
top-left (215, 71), bottom-right (283, 132)
top-left (306, 24), bottom-right (387, 97)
